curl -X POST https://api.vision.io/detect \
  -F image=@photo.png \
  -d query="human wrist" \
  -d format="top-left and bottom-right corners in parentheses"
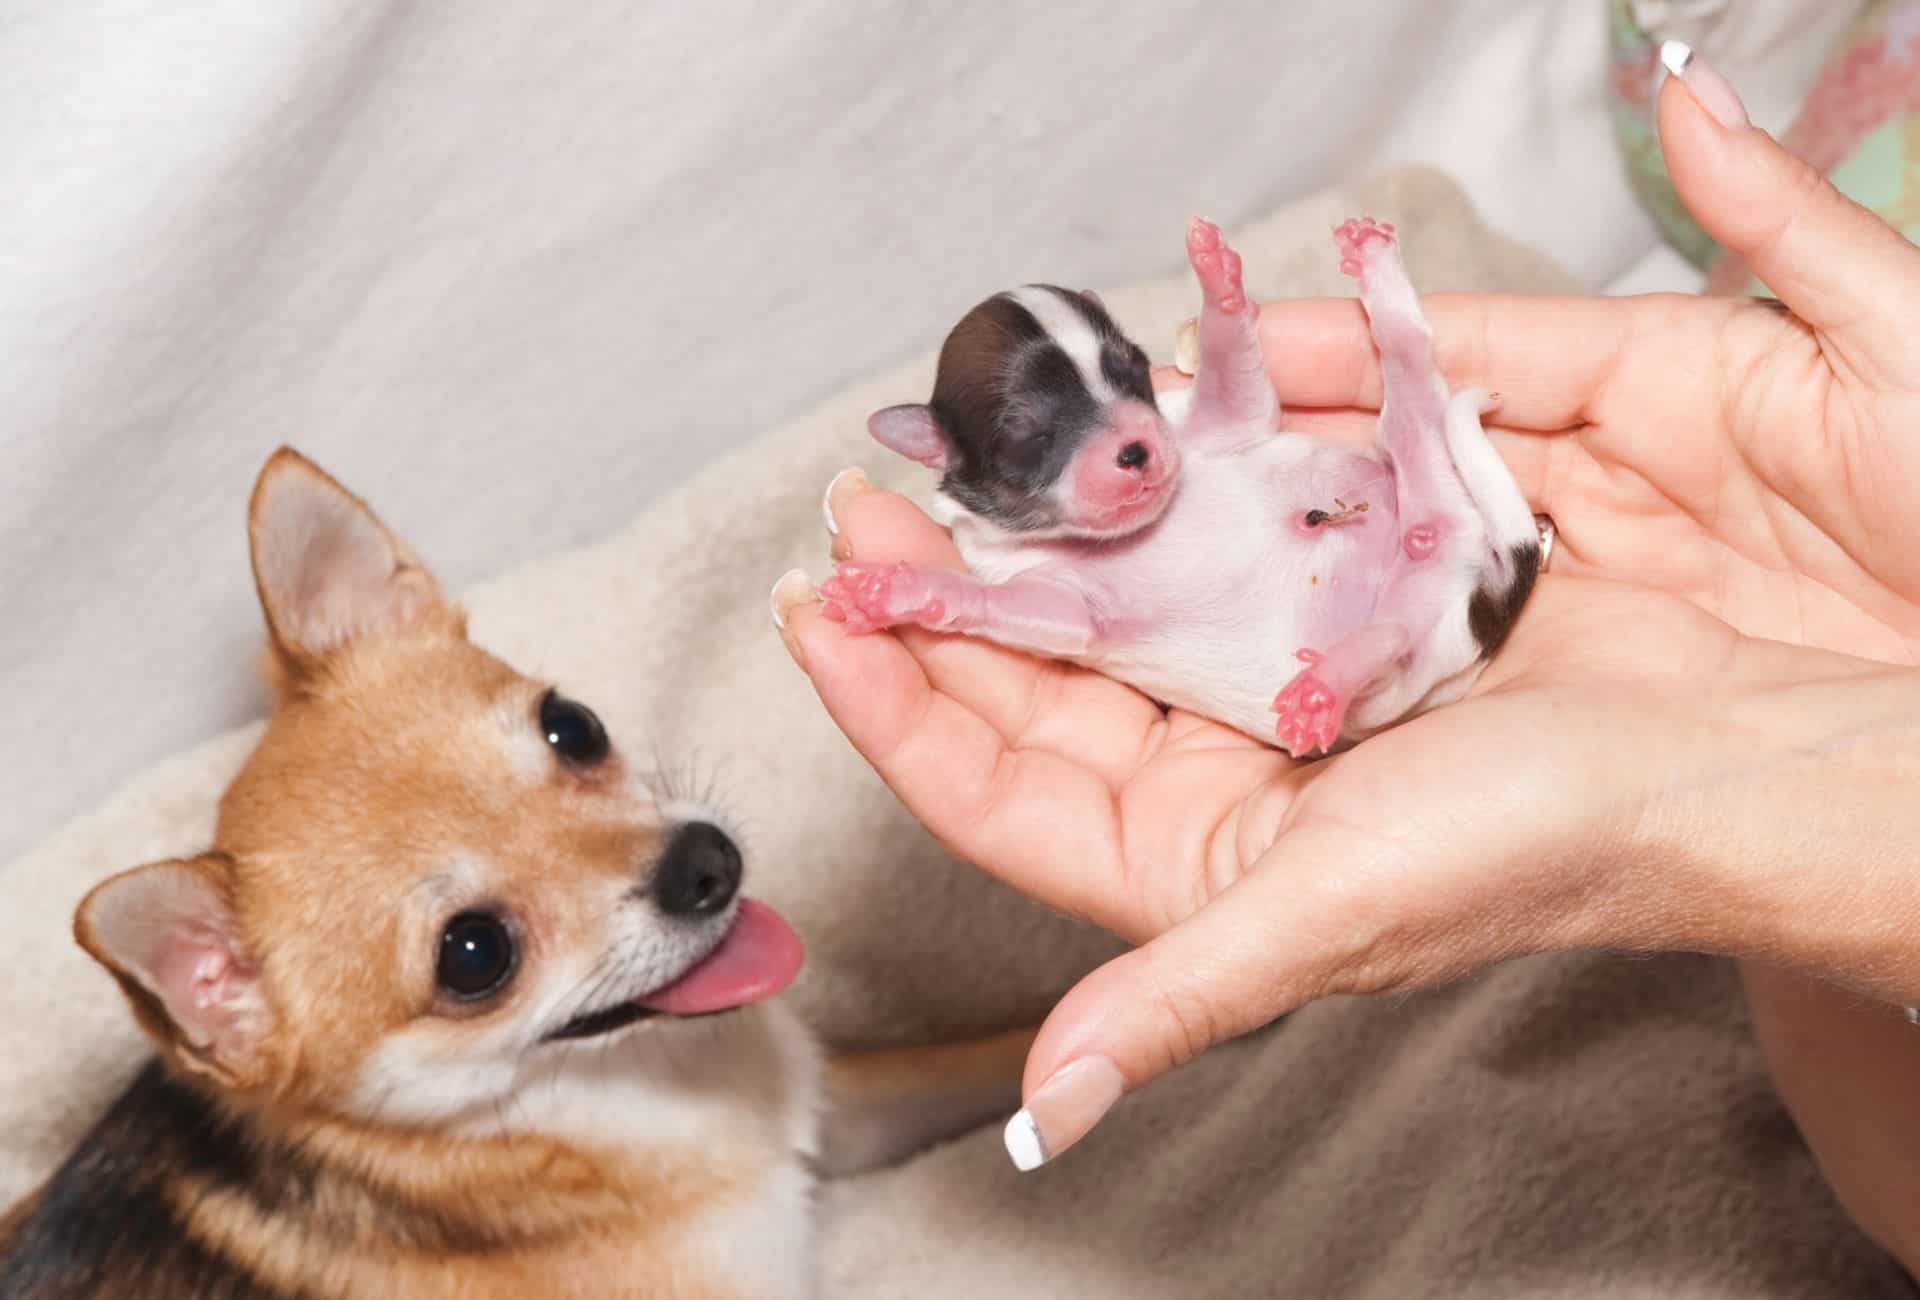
top-left (1639, 663), bottom-right (1920, 1003)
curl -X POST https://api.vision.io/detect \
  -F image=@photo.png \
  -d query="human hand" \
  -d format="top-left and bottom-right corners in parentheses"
top-left (773, 51), bottom-right (1920, 1171)
top-left (1217, 56), bottom-right (1920, 664)
top-left (776, 483), bottom-right (1920, 1167)
top-left (1198, 50), bottom-right (1920, 1263)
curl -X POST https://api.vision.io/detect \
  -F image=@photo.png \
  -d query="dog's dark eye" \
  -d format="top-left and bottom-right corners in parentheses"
top-left (437, 912), bottom-right (516, 1000)
top-left (540, 689), bottom-right (609, 765)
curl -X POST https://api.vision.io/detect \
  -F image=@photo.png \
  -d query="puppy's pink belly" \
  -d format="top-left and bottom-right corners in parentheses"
top-left (1091, 584), bottom-right (1370, 739)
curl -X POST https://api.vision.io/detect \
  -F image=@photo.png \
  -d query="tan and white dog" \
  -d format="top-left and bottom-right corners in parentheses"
top-left (0, 449), bottom-right (1029, 1300)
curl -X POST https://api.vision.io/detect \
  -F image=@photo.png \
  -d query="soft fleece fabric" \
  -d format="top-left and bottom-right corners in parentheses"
top-left (2, 168), bottom-right (1907, 1297)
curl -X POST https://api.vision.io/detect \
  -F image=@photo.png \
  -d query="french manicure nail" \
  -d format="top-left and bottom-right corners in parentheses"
top-left (1660, 40), bottom-right (1749, 131)
top-left (1173, 318), bottom-right (1199, 376)
top-left (1002, 1055), bottom-right (1125, 1172)
top-left (769, 568), bottom-right (818, 633)
top-left (822, 467), bottom-right (872, 538)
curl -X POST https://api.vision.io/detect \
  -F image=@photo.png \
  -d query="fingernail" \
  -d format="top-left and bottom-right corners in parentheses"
top-left (1002, 1055), bottom-right (1125, 1172)
top-left (769, 568), bottom-right (818, 634)
top-left (1660, 40), bottom-right (1749, 131)
top-left (1173, 318), bottom-right (1199, 376)
top-left (822, 467), bottom-right (872, 538)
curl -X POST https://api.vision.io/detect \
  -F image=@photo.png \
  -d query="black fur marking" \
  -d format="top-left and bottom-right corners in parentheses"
top-left (1468, 542), bottom-right (1542, 658)
top-left (1053, 286), bottom-right (1156, 407)
top-left (0, 1061), bottom-right (297, 1299)
top-left (1, 1060), bottom-right (527, 1298)
top-left (1098, 339), bottom-right (1155, 406)
top-left (932, 293), bottom-right (1094, 531)
top-left (929, 286), bottom-right (1158, 534)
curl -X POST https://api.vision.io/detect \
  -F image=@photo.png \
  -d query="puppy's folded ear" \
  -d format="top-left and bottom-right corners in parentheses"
top-left (75, 855), bottom-right (276, 1090)
top-left (867, 405), bottom-right (952, 470)
top-left (247, 446), bottom-right (459, 685)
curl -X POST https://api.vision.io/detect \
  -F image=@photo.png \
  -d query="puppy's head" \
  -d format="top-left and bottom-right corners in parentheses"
top-left (74, 449), bottom-right (802, 1131)
top-left (869, 285), bottom-right (1181, 542)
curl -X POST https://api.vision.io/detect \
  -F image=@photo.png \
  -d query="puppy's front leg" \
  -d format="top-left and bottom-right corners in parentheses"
top-left (820, 563), bottom-right (1098, 658)
top-left (817, 1026), bottom-right (1037, 1178)
top-left (1182, 217), bottom-right (1277, 438)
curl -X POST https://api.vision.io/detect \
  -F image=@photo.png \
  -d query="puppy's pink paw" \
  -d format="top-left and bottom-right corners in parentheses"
top-left (1186, 217), bottom-right (1251, 314)
top-left (819, 563), bottom-right (946, 634)
top-left (1272, 657), bottom-right (1349, 757)
top-left (1333, 216), bottom-right (1397, 278)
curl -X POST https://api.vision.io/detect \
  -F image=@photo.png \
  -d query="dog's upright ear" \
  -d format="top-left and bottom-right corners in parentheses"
top-left (247, 447), bottom-right (459, 688)
top-left (75, 855), bottom-right (278, 1091)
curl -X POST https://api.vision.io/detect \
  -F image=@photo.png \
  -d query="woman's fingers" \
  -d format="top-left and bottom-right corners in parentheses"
top-left (1001, 821), bottom-right (1367, 1170)
top-left (817, 480), bottom-right (1173, 791)
top-left (782, 592), bottom-right (1138, 925)
top-left (1658, 45), bottom-right (1920, 387)
top-left (784, 478), bottom-right (1189, 924)
top-left (1250, 294), bottom-right (1643, 432)
top-left (1152, 373), bottom-right (1569, 512)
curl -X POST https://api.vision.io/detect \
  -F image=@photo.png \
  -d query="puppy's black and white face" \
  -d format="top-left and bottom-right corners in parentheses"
top-left (869, 286), bottom-right (1181, 539)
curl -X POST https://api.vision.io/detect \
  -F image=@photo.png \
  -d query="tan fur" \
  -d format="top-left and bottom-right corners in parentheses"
top-left (39, 449), bottom-right (789, 1298)
top-left (9, 448), bottom-right (1026, 1300)
top-left (829, 1026), bottom-right (1037, 1110)
top-left (0, 1192), bottom-right (34, 1256)
top-left (820, 1026), bottom-right (1039, 1177)
top-left (167, 1106), bottom-right (748, 1300)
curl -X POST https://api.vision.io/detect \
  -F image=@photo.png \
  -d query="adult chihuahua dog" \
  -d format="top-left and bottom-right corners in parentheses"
top-left (0, 449), bottom-right (1029, 1299)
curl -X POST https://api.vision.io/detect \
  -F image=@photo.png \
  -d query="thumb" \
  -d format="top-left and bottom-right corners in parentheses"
top-left (1656, 40), bottom-right (1920, 382)
top-left (1000, 835), bottom-right (1354, 1171)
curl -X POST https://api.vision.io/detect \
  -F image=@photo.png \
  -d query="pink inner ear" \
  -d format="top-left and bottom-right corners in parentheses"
top-left (252, 461), bottom-right (434, 660)
top-left (148, 922), bottom-right (250, 1048)
top-left (868, 405), bottom-right (949, 469)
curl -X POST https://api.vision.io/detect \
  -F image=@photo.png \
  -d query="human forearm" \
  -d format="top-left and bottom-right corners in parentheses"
top-left (1661, 660), bottom-right (1920, 1273)
top-left (1633, 657), bottom-right (1920, 1005)
top-left (1739, 963), bottom-right (1920, 1278)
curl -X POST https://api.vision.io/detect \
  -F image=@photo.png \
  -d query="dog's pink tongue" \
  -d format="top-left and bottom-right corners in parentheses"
top-left (638, 900), bottom-right (804, 1015)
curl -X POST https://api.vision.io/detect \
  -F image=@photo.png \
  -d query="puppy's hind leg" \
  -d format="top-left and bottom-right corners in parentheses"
top-left (1182, 217), bottom-right (1278, 437)
top-left (1444, 389), bottom-right (1543, 656)
top-left (817, 1026), bottom-right (1037, 1178)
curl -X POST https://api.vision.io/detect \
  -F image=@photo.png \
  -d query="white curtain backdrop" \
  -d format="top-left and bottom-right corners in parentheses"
top-left (0, 0), bottom-right (1849, 863)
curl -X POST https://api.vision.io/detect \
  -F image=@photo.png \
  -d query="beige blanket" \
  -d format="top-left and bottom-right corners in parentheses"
top-left (2, 168), bottom-right (1906, 1297)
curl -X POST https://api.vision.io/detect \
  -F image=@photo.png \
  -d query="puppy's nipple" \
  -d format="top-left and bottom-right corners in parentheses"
top-left (1116, 442), bottom-right (1149, 471)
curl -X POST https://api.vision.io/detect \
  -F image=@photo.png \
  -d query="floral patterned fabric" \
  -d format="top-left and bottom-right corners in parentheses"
top-left (1609, 0), bottom-right (1722, 267)
top-left (1608, 0), bottom-right (1920, 293)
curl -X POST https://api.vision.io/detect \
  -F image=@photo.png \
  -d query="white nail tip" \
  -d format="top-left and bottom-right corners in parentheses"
top-left (769, 568), bottom-right (811, 631)
top-left (1003, 1108), bottom-right (1049, 1172)
top-left (822, 470), bottom-right (853, 537)
top-left (1659, 39), bottom-right (1694, 78)
top-left (1173, 319), bottom-right (1199, 376)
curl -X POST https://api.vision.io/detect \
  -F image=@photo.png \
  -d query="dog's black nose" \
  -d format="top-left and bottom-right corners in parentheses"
top-left (1117, 441), bottom-right (1149, 470)
top-left (653, 822), bottom-right (742, 917)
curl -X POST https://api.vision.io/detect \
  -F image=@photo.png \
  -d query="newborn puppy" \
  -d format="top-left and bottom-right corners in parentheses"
top-left (823, 218), bottom-right (1539, 755)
